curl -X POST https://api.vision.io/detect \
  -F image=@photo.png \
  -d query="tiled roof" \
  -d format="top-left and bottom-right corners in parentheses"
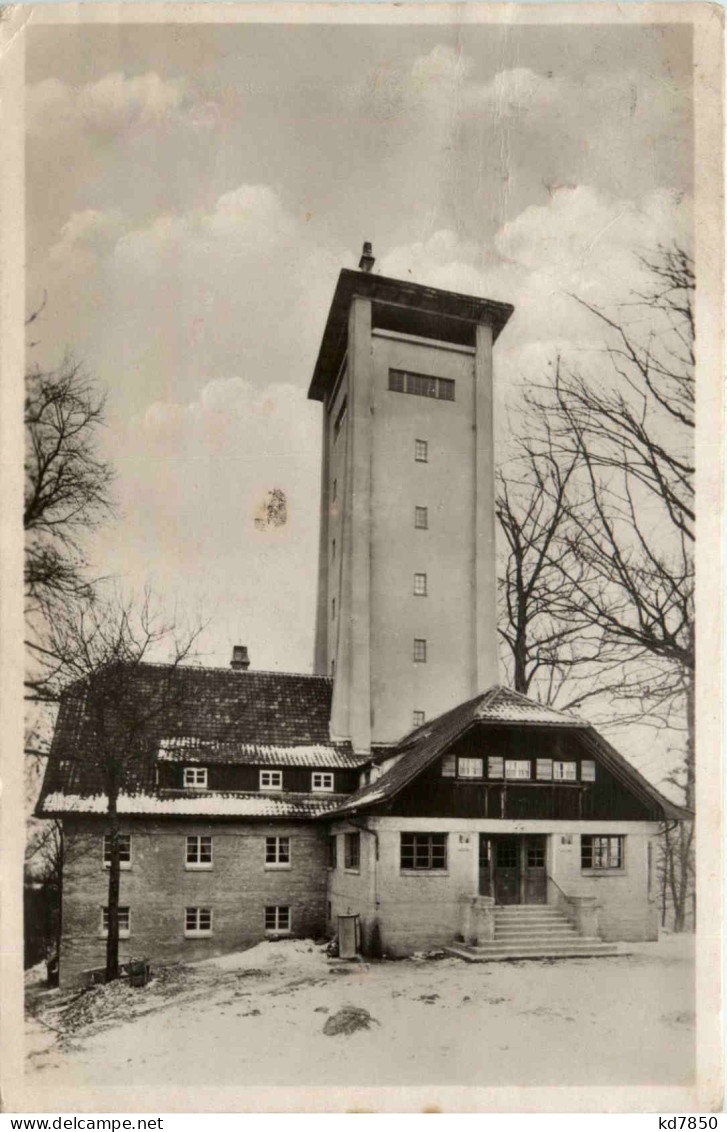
top-left (37, 663), bottom-right (351, 806)
top-left (329, 685), bottom-right (688, 821)
top-left (39, 791), bottom-right (347, 819)
top-left (158, 740), bottom-right (366, 769)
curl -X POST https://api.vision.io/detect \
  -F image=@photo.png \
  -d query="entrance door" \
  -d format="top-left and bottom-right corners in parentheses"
top-left (492, 835), bottom-right (548, 904)
top-left (493, 836), bottom-right (520, 904)
top-left (523, 835), bottom-right (547, 904)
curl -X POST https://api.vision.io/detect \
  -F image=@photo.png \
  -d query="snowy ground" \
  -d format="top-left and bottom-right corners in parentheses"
top-left (24, 935), bottom-right (694, 1095)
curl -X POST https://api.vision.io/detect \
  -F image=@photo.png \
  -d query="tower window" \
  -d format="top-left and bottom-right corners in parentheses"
top-left (414, 440), bottom-right (428, 463)
top-left (414, 506), bottom-right (428, 529)
top-left (331, 539), bottom-right (336, 560)
top-left (389, 369), bottom-right (455, 402)
top-left (413, 638), bottom-right (427, 663)
top-left (331, 598), bottom-right (336, 620)
top-left (413, 710), bottom-right (425, 727)
top-left (332, 478), bottom-right (337, 501)
top-left (413, 573), bottom-right (427, 596)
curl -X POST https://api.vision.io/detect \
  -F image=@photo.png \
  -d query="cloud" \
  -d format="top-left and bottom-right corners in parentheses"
top-left (48, 208), bottom-right (127, 265)
top-left (27, 71), bottom-right (213, 139)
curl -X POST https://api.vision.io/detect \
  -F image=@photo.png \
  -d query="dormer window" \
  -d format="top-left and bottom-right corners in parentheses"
top-left (183, 767), bottom-right (207, 789)
top-left (312, 772), bottom-right (334, 793)
top-left (260, 769), bottom-right (283, 791)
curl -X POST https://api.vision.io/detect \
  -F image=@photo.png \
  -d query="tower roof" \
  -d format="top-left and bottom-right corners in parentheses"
top-left (307, 267), bottom-right (514, 402)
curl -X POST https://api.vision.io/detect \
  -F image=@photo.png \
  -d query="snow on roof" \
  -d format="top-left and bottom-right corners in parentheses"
top-left (157, 740), bottom-right (366, 769)
top-left (40, 791), bottom-right (346, 819)
top-left (475, 690), bottom-right (584, 726)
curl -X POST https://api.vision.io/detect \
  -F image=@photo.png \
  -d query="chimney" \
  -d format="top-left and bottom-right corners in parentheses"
top-left (358, 241), bottom-right (375, 273)
top-left (230, 645), bottom-right (250, 671)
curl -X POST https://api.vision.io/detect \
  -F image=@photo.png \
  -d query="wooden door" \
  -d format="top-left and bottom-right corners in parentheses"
top-left (523, 835), bottom-right (547, 904)
top-left (493, 836), bottom-right (520, 904)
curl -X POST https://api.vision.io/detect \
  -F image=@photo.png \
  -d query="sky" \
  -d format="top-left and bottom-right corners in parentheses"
top-left (26, 19), bottom-right (693, 779)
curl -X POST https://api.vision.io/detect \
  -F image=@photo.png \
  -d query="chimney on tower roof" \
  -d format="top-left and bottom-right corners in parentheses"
top-left (230, 645), bottom-right (250, 671)
top-left (358, 241), bottom-right (375, 273)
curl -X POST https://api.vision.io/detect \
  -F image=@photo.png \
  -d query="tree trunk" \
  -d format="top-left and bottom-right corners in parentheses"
top-left (105, 794), bottom-right (121, 981)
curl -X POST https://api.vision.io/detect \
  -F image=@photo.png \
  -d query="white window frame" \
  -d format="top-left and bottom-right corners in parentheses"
top-left (536, 759), bottom-right (553, 781)
top-left (441, 753), bottom-right (456, 777)
top-left (581, 835), bottom-right (625, 872)
top-left (259, 769), bottom-right (283, 791)
top-left (581, 760), bottom-right (597, 782)
top-left (458, 757), bottom-right (483, 779)
top-left (100, 906), bottom-right (130, 938)
top-left (414, 439), bottom-right (428, 463)
top-left (103, 833), bottom-right (132, 870)
top-left (265, 835), bottom-right (291, 868)
top-left (185, 835), bottom-right (213, 870)
top-left (413, 573), bottom-right (428, 596)
top-left (505, 759), bottom-right (531, 780)
top-left (344, 831), bottom-right (361, 872)
top-left (265, 905), bottom-right (291, 934)
top-left (311, 772), bottom-right (335, 793)
top-left (185, 907), bottom-right (213, 937)
top-left (553, 760), bottom-right (577, 781)
top-left (183, 767), bottom-right (208, 789)
top-left (488, 756), bottom-right (504, 778)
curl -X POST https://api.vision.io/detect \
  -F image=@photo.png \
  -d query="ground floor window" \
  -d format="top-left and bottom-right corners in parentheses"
top-left (400, 832), bottom-right (447, 871)
top-left (581, 835), bottom-right (624, 870)
top-left (344, 832), bottom-right (360, 869)
top-left (265, 836), bottom-right (290, 866)
top-left (185, 907), bottom-right (213, 936)
top-left (101, 906), bottom-right (130, 937)
top-left (265, 905), bottom-right (291, 933)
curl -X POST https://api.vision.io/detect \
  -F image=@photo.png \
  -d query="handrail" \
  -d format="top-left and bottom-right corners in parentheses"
top-left (546, 873), bottom-right (572, 904)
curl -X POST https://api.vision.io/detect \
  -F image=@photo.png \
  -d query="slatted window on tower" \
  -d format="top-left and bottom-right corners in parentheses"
top-left (389, 370), bottom-right (455, 402)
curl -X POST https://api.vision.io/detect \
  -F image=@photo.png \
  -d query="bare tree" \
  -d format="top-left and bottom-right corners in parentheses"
top-left (25, 354), bottom-right (115, 703)
top-left (507, 244), bottom-right (694, 927)
top-left (42, 590), bottom-right (203, 980)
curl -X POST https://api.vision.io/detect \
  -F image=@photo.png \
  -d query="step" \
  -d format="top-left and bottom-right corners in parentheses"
top-left (495, 930), bottom-right (581, 942)
top-left (494, 907), bottom-right (566, 916)
top-left (444, 942), bottom-right (620, 963)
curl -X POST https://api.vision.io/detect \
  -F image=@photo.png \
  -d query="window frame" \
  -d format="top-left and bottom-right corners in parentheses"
top-left (344, 831), bottom-right (361, 871)
top-left (103, 833), bottom-right (132, 870)
top-left (100, 906), bottom-right (131, 938)
top-left (265, 905), bottom-right (291, 934)
top-left (414, 439), bottom-right (428, 463)
top-left (553, 760), bottom-right (577, 782)
top-left (581, 835), bottom-right (625, 872)
top-left (412, 710), bottom-right (425, 728)
top-left (400, 832), bottom-right (448, 873)
top-left (414, 506), bottom-right (429, 530)
top-left (413, 638), bottom-right (427, 663)
top-left (265, 835), bottom-right (291, 869)
top-left (311, 771), bottom-right (335, 793)
top-left (581, 760), bottom-right (597, 782)
top-left (259, 769), bottom-right (283, 791)
top-left (185, 907), bottom-right (213, 937)
top-left (441, 753), bottom-right (457, 777)
top-left (185, 834), bottom-right (213, 870)
top-left (458, 757), bottom-right (484, 779)
top-left (505, 759), bottom-right (532, 780)
top-left (183, 766), bottom-right (208, 790)
top-left (389, 369), bottom-right (456, 403)
top-left (413, 572), bottom-right (428, 597)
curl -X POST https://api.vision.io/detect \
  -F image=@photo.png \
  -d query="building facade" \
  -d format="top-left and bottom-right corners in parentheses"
top-left (36, 251), bottom-right (687, 985)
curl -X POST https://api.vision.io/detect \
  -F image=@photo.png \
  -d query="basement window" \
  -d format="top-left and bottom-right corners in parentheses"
top-left (265, 905), bottom-right (291, 933)
top-left (103, 834), bottom-right (131, 869)
top-left (183, 767), bottom-right (208, 789)
top-left (400, 833), bottom-right (448, 872)
top-left (259, 769), bottom-right (283, 791)
top-left (265, 836), bottom-right (290, 868)
top-left (101, 906), bottom-right (130, 938)
top-left (312, 772), bottom-right (335, 793)
top-left (185, 907), bottom-right (212, 936)
top-left (581, 835), bottom-right (624, 871)
top-left (186, 835), bottom-right (213, 869)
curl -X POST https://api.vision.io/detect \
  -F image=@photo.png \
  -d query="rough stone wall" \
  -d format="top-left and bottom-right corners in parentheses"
top-left (59, 816), bottom-right (328, 986)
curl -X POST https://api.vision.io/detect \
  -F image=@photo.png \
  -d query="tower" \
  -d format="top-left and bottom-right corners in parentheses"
top-left (308, 246), bottom-right (513, 753)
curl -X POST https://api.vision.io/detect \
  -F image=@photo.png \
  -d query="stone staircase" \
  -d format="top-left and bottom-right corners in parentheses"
top-left (445, 904), bottom-right (620, 962)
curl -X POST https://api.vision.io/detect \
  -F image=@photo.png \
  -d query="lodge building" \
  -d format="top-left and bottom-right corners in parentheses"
top-left (37, 246), bottom-right (687, 985)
